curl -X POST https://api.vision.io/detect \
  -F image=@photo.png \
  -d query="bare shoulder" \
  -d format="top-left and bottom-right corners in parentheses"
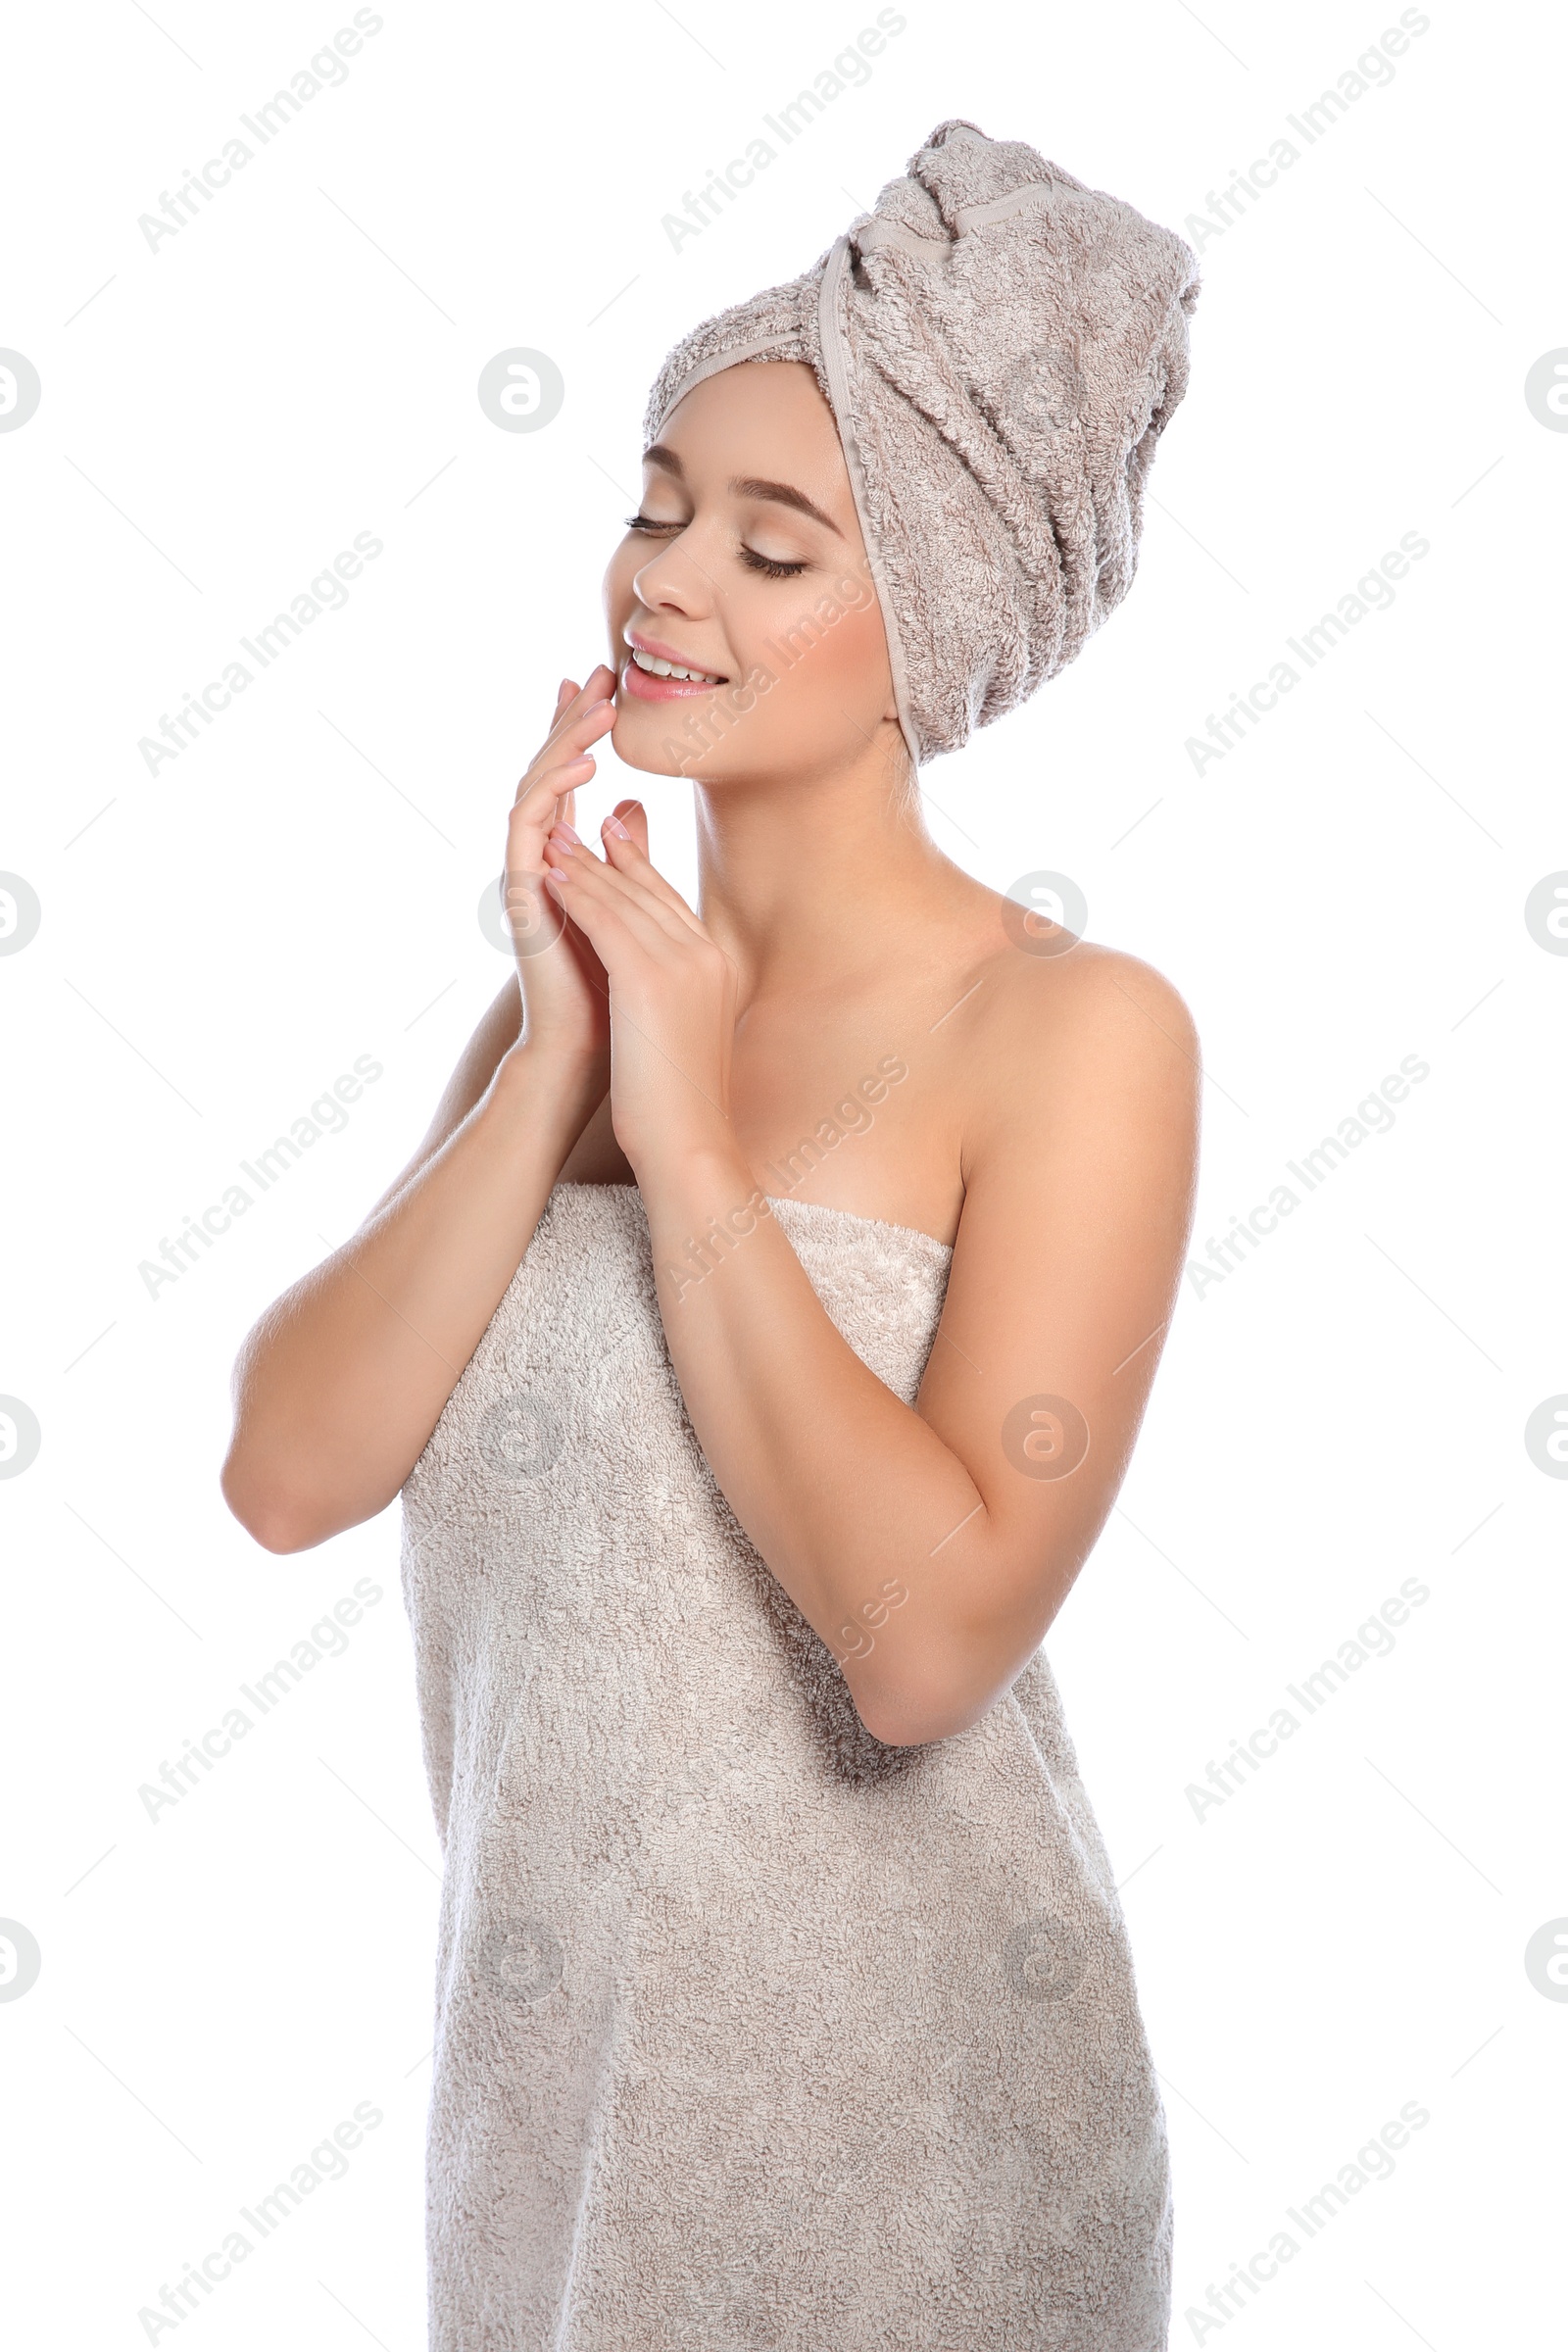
top-left (957, 922), bottom-right (1200, 1150)
top-left (966, 917), bottom-right (1199, 1062)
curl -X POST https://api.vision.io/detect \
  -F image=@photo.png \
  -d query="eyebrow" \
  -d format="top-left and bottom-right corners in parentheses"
top-left (641, 445), bottom-right (844, 538)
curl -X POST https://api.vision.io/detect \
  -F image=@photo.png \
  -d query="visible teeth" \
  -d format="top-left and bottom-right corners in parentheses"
top-left (630, 646), bottom-right (721, 684)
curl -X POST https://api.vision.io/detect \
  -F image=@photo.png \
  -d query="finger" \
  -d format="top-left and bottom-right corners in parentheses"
top-left (509, 768), bottom-right (597, 882)
top-left (512, 758), bottom-right (596, 846)
top-left (610, 798), bottom-right (648, 857)
top-left (518, 729), bottom-right (609, 812)
top-left (514, 702), bottom-right (614, 812)
top-left (559, 828), bottom-right (690, 932)
top-left (546, 834), bottom-right (701, 957)
top-left (538, 687), bottom-right (615, 765)
top-left (554, 664), bottom-right (612, 710)
top-left (541, 873), bottom-right (726, 1115)
top-left (534, 666), bottom-right (617, 765)
top-left (541, 870), bottom-right (676, 986)
top-left (543, 675), bottom-right (580, 754)
top-left (597, 808), bottom-right (710, 940)
top-left (541, 860), bottom-right (625, 956)
top-left (537, 780), bottom-right (578, 849)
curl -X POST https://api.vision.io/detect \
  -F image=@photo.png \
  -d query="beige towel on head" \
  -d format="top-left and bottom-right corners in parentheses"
top-left (645, 120), bottom-right (1200, 769)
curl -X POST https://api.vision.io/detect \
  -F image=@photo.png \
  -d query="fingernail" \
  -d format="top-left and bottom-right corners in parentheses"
top-left (603, 814), bottom-right (630, 840)
top-left (586, 697), bottom-right (613, 713)
top-left (553, 821), bottom-right (581, 848)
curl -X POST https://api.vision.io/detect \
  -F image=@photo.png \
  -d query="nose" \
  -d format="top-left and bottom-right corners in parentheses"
top-left (630, 533), bottom-right (713, 620)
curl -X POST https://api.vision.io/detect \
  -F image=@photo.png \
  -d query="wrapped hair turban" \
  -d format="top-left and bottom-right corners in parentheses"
top-left (645, 119), bottom-right (1200, 768)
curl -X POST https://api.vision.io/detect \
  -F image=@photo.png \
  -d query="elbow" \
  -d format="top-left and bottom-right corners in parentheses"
top-left (220, 1452), bottom-right (332, 1555)
top-left (851, 1637), bottom-right (1018, 1747)
top-left (853, 1680), bottom-right (981, 1750)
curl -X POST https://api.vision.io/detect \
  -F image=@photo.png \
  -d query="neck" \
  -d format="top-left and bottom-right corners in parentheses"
top-left (690, 733), bottom-right (960, 1005)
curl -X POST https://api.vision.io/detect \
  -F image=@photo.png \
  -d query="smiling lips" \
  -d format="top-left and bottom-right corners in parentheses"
top-left (620, 632), bottom-right (728, 701)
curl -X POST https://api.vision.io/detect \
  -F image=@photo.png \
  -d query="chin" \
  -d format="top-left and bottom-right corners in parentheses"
top-left (616, 729), bottom-right (759, 789)
top-left (611, 720), bottom-right (724, 783)
top-left (608, 708), bottom-right (685, 778)
top-left (609, 686), bottom-right (747, 782)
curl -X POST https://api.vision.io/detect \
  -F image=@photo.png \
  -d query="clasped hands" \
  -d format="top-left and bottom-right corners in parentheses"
top-left (542, 796), bottom-right (739, 1178)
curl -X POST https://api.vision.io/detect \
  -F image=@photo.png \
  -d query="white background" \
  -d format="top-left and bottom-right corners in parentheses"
top-left (3, 0), bottom-right (1564, 2344)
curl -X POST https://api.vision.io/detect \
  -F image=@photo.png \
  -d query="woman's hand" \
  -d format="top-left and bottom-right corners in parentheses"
top-left (540, 804), bottom-right (738, 1174)
top-left (502, 668), bottom-right (622, 1064)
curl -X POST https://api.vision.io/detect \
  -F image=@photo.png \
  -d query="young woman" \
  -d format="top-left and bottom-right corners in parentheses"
top-left (224, 122), bottom-right (1200, 2352)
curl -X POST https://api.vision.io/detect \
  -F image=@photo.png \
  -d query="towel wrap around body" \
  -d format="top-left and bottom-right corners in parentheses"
top-left (401, 1182), bottom-right (1172, 2349)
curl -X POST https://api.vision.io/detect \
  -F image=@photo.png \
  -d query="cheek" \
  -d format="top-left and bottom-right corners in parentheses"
top-left (827, 600), bottom-right (887, 691)
top-left (759, 591), bottom-right (888, 716)
top-left (602, 546), bottom-right (638, 622)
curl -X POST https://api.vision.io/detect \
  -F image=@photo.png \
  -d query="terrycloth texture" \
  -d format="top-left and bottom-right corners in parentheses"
top-left (645, 119), bottom-right (1200, 771)
top-left (401, 1182), bottom-right (1171, 2350)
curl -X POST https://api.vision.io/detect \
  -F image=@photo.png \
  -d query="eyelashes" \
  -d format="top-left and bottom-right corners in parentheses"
top-left (741, 548), bottom-right (809, 579)
top-left (621, 514), bottom-right (808, 579)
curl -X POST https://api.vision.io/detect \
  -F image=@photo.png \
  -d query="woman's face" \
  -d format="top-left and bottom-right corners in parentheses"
top-left (602, 360), bottom-right (903, 787)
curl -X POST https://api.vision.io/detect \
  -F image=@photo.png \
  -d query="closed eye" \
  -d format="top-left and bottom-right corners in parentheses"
top-left (739, 548), bottom-right (808, 578)
top-left (622, 514), bottom-right (808, 579)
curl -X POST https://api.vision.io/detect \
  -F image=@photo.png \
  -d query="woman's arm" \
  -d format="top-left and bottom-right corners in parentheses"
top-left (221, 669), bottom-right (620, 1554)
top-left (542, 818), bottom-right (1198, 1745)
top-left (220, 996), bottom-right (606, 1552)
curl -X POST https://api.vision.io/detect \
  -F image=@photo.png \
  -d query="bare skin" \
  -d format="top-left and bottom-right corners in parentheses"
top-left (222, 360), bottom-right (1200, 1747)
